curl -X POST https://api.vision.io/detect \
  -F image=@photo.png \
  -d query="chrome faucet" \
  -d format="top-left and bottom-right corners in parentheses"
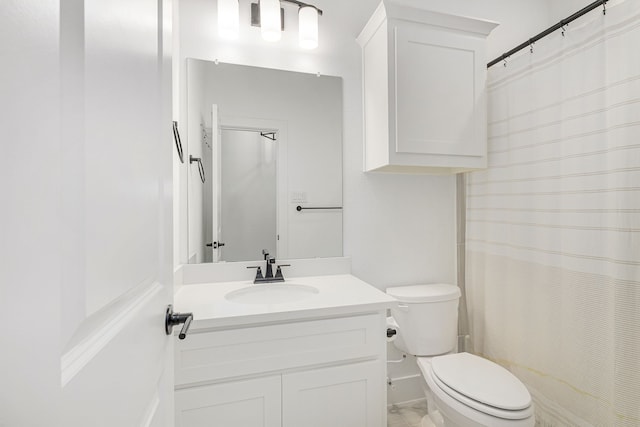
top-left (262, 249), bottom-right (274, 280)
top-left (247, 250), bottom-right (290, 283)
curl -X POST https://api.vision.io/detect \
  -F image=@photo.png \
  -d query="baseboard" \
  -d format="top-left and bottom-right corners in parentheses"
top-left (387, 397), bottom-right (427, 409)
top-left (387, 373), bottom-right (424, 406)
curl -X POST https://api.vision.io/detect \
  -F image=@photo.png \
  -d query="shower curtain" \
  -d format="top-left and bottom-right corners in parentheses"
top-left (466, 1), bottom-right (640, 425)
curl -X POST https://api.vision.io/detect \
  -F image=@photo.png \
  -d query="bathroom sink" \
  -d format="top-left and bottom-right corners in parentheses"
top-left (225, 283), bottom-right (319, 305)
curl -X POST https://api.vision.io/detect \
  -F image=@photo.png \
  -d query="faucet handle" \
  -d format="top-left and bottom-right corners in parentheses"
top-left (274, 264), bottom-right (290, 280)
top-left (247, 266), bottom-right (264, 281)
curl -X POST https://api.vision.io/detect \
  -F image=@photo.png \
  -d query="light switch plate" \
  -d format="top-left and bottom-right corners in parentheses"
top-left (291, 191), bottom-right (307, 203)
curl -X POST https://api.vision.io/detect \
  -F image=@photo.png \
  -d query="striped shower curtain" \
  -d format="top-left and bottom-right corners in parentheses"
top-left (466, 1), bottom-right (640, 425)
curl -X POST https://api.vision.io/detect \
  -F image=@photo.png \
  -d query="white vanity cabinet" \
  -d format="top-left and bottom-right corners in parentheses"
top-left (174, 313), bottom-right (387, 427)
top-left (357, 1), bottom-right (498, 174)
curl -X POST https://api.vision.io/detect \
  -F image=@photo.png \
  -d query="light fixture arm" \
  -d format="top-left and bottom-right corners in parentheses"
top-left (280, 0), bottom-right (323, 16)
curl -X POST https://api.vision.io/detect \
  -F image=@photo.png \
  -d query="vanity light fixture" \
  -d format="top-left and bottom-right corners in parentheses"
top-left (244, 0), bottom-right (322, 49)
top-left (218, 0), bottom-right (240, 39)
top-left (298, 5), bottom-right (318, 49)
top-left (259, 0), bottom-right (282, 41)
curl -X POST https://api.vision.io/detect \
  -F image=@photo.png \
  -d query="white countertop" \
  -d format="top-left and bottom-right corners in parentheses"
top-left (174, 274), bottom-right (397, 330)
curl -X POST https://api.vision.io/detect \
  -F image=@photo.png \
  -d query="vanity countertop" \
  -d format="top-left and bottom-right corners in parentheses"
top-left (173, 274), bottom-right (397, 330)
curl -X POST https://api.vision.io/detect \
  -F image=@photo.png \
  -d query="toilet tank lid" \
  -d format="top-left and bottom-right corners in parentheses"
top-left (386, 284), bottom-right (461, 303)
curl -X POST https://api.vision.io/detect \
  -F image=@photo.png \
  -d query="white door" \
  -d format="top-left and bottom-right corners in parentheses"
top-left (1, 1), bottom-right (175, 425)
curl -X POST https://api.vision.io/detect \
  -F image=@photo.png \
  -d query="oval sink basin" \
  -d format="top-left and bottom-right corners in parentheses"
top-left (225, 283), bottom-right (319, 305)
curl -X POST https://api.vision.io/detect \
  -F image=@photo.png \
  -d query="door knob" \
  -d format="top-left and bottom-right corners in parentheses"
top-left (165, 305), bottom-right (193, 340)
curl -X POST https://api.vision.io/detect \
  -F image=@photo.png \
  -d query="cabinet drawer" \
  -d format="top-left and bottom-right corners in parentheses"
top-left (175, 313), bottom-right (383, 386)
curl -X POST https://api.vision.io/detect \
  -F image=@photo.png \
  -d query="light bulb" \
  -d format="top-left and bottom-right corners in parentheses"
top-left (218, 0), bottom-right (239, 39)
top-left (298, 6), bottom-right (318, 49)
top-left (260, 0), bottom-right (281, 42)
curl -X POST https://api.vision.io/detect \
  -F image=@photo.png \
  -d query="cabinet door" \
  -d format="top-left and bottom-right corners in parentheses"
top-left (394, 23), bottom-right (486, 158)
top-left (175, 376), bottom-right (281, 427)
top-left (282, 360), bottom-right (385, 427)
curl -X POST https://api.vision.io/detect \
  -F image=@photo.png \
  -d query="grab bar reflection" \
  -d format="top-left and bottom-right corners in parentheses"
top-left (296, 205), bottom-right (342, 212)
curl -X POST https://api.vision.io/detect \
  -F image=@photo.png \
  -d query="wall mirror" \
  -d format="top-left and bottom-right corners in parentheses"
top-left (186, 59), bottom-right (343, 264)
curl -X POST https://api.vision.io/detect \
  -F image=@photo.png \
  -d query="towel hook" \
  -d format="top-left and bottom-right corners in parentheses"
top-left (172, 121), bottom-right (184, 163)
top-left (260, 131), bottom-right (276, 141)
top-left (189, 155), bottom-right (206, 183)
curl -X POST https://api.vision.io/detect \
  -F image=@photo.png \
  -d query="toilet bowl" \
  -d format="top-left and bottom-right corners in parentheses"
top-left (386, 284), bottom-right (534, 427)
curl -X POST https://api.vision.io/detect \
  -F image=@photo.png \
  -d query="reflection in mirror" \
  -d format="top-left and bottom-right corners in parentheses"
top-left (218, 129), bottom-right (276, 262)
top-left (186, 60), bottom-right (343, 264)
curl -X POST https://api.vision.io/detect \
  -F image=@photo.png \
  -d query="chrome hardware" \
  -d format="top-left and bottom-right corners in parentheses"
top-left (296, 205), bottom-right (342, 212)
top-left (248, 251), bottom-right (290, 283)
top-left (189, 155), bottom-right (206, 183)
top-left (274, 264), bottom-right (290, 281)
top-left (165, 305), bottom-right (193, 340)
top-left (247, 265), bottom-right (264, 282)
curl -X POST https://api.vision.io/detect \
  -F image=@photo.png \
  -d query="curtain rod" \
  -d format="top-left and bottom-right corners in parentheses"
top-left (487, 0), bottom-right (608, 68)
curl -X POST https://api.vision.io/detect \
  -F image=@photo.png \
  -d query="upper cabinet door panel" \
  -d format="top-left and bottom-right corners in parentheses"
top-left (395, 24), bottom-right (483, 157)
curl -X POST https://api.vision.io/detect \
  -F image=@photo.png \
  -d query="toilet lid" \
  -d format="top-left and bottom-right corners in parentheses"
top-left (430, 353), bottom-right (531, 411)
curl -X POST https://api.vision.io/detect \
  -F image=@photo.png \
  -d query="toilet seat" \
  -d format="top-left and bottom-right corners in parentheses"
top-left (418, 354), bottom-right (534, 421)
top-left (429, 366), bottom-right (534, 420)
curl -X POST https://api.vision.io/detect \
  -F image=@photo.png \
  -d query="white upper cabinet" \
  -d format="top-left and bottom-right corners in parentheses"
top-left (357, 1), bottom-right (498, 174)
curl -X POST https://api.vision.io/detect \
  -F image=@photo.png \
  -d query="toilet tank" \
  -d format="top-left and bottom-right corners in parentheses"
top-left (386, 284), bottom-right (461, 356)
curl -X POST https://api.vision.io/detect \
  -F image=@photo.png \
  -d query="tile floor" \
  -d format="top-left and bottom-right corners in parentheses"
top-left (387, 400), bottom-right (429, 427)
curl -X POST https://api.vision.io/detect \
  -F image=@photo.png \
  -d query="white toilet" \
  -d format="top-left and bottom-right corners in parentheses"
top-left (386, 284), bottom-right (535, 427)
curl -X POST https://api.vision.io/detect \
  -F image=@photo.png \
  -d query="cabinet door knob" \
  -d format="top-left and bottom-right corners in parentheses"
top-left (165, 305), bottom-right (193, 340)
